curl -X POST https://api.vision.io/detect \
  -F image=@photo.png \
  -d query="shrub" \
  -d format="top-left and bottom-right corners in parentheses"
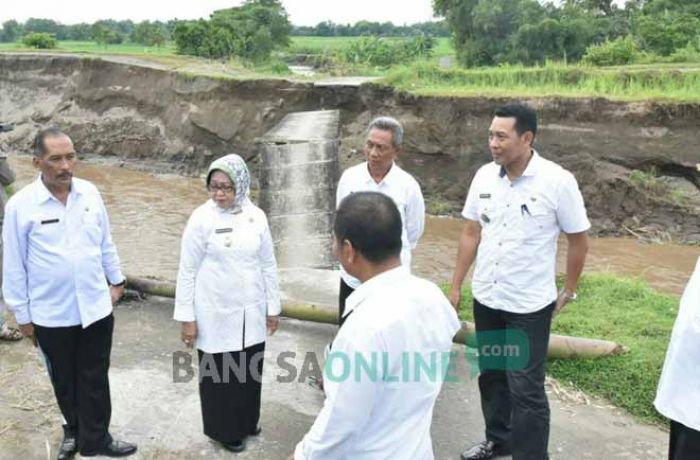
top-left (583, 37), bottom-right (639, 66)
top-left (668, 43), bottom-right (700, 64)
top-left (21, 32), bottom-right (57, 49)
top-left (342, 35), bottom-right (435, 67)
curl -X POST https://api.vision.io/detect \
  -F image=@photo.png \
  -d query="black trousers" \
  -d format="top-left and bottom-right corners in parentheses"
top-left (34, 314), bottom-right (114, 455)
top-left (198, 342), bottom-right (266, 444)
top-left (473, 299), bottom-right (555, 460)
top-left (337, 278), bottom-right (355, 327)
top-left (670, 420), bottom-right (700, 460)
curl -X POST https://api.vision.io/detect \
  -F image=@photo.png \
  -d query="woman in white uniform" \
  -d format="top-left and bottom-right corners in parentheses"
top-left (174, 153), bottom-right (281, 453)
top-left (655, 256), bottom-right (700, 460)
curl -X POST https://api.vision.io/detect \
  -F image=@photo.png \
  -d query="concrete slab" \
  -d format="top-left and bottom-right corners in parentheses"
top-left (0, 297), bottom-right (666, 459)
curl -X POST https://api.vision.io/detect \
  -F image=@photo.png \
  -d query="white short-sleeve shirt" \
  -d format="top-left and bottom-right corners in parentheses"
top-left (336, 162), bottom-right (425, 289)
top-left (462, 151), bottom-right (590, 313)
top-left (654, 256), bottom-right (700, 431)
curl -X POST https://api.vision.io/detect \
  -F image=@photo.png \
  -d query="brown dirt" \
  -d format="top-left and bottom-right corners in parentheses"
top-left (0, 53), bottom-right (698, 242)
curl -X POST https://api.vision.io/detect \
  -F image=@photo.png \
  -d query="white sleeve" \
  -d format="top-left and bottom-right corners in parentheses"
top-left (294, 334), bottom-right (382, 459)
top-left (98, 196), bottom-right (124, 285)
top-left (335, 171), bottom-right (349, 209)
top-left (259, 215), bottom-right (281, 316)
top-left (405, 180), bottom-right (425, 249)
top-left (556, 171), bottom-right (591, 234)
top-left (2, 199), bottom-right (30, 325)
top-left (173, 211), bottom-right (207, 322)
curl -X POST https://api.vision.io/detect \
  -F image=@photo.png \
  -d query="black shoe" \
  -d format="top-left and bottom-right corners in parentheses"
top-left (460, 440), bottom-right (511, 460)
top-left (222, 439), bottom-right (247, 453)
top-left (56, 427), bottom-right (78, 460)
top-left (82, 440), bottom-right (137, 457)
top-left (250, 426), bottom-right (262, 436)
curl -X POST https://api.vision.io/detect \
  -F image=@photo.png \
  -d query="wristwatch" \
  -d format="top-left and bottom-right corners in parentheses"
top-left (559, 289), bottom-right (577, 301)
top-left (111, 279), bottom-right (127, 288)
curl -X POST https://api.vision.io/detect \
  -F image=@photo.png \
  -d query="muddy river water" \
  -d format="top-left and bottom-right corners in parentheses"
top-left (9, 156), bottom-right (699, 296)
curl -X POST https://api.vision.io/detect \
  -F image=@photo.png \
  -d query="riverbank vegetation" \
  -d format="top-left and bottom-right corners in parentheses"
top-left (447, 273), bottom-right (681, 426)
top-left (1, 0), bottom-right (699, 101)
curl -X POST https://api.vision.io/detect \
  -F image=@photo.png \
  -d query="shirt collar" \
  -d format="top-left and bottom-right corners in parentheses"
top-left (343, 265), bottom-right (409, 318)
top-left (207, 198), bottom-right (245, 214)
top-left (363, 161), bottom-right (398, 186)
top-left (498, 150), bottom-right (542, 178)
top-left (33, 175), bottom-right (83, 204)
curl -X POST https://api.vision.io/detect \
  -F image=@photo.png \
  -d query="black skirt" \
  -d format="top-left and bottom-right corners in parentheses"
top-left (197, 342), bottom-right (266, 443)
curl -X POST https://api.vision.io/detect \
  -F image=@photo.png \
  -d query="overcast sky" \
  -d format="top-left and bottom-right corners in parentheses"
top-left (0, 0), bottom-right (437, 26)
top-left (0, 0), bottom-right (630, 27)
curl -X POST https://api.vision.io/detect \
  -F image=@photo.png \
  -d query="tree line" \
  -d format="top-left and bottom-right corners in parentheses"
top-left (434, 0), bottom-right (700, 66)
top-left (0, 18), bottom-right (173, 47)
top-left (3, 0), bottom-right (699, 66)
top-left (291, 20), bottom-right (449, 37)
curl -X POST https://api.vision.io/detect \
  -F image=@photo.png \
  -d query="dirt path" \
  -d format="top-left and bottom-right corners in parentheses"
top-left (0, 298), bottom-right (666, 460)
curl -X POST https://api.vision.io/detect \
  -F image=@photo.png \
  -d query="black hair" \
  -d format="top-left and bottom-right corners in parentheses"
top-left (494, 104), bottom-right (538, 140)
top-left (334, 191), bottom-right (402, 263)
top-left (33, 127), bottom-right (69, 157)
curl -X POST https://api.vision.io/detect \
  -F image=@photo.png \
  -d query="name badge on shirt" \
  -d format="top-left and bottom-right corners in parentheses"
top-left (479, 193), bottom-right (491, 199)
top-left (41, 218), bottom-right (60, 225)
top-left (215, 228), bottom-right (233, 234)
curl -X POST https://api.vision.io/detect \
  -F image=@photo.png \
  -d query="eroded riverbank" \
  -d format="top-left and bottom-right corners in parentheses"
top-left (1, 53), bottom-right (698, 242)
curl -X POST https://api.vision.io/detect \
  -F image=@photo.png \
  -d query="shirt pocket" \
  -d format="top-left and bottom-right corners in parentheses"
top-left (477, 198), bottom-right (500, 231)
top-left (521, 200), bottom-right (556, 239)
top-left (80, 207), bottom-right (103, 247)
top-left (30, 216), bottom-right (64, 246)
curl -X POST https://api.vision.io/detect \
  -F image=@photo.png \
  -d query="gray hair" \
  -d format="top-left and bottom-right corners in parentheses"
top-left (367, 116), bottom-right (404, 148)
top-left (33, 127), bottom-right (69, 157)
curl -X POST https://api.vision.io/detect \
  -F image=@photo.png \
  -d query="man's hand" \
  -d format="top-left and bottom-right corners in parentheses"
top-left (181, 321), bottom-right (197, 348)
top-left (287, 454), bottom-right (295, 460)
top-left (110, 284), bottom-right (125, 305)
top-left (449, 287), bottom-right (462, 314)
top-left (554, 291), bottom-right (572, 317)
top-left (19, 323), bottom-right (37, 347)
top-left (267, 316), bottom-right (279, 336)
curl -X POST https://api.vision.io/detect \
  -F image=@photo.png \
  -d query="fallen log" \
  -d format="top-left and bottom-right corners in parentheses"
top-left (126, 275), bottom-right (628, 359)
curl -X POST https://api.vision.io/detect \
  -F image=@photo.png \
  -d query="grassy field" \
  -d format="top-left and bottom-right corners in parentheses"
top-left (0, 40), bottom-right (176, 55)
top-left (447, 273), bottom-right (680, 425)
top-left (288, 36), bottom-right (454, 57)
top-left (2, 38), bottom-right (699, 101)
top-left (384, 60), bottom-right (700, 102)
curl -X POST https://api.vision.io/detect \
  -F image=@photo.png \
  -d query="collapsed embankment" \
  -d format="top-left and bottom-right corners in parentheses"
top-left (1, 53), bottom-right (698, 242)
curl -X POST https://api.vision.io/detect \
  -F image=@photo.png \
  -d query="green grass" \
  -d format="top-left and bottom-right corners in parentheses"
top-left (288, 36), bottom-right (454, 58)
top-left (0, 40), bottom-right (176, 55)
top-left (446, 273), bottom-right (680, 425)
top-left (383, 60), bottom-right (700, 102)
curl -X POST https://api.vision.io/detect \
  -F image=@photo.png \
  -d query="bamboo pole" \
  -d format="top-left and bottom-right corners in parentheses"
top-left (126, 275), bottom-right (628, 359)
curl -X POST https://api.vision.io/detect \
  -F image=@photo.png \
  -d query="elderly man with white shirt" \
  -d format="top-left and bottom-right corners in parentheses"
top-left (2, 128), bottom-right (136, 459)
top-left (450, 104), bottom-right (590, 460)
top-left (655, 256), bottom-right (700, 460)
top-left (335, 116), bottom-right (425, 326)
top-left (291, 191), bottom-right (460, 460)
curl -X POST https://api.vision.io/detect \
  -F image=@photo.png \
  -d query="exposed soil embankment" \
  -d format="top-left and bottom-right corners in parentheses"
top-left (1, 53), bottom-right (698, 242)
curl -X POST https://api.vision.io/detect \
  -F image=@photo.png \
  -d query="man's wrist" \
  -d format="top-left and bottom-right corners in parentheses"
top-left (559, 288), bottom-right (577, 301)
top-left (110, 278), bottom-right (127, 288)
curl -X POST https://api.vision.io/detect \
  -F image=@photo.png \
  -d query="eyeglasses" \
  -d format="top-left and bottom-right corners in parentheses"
top-left (207, 184), bottom-right (235, 194)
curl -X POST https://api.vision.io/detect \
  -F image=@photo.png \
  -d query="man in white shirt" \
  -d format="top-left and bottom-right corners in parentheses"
top-left (0, 136), bottom-right (21, 342)
top-left (450, 104), bottom-right (590, 460)
top-left (2, 128), bottom-right (136, 459)
top-left (291, 191), bottom-right (460, 460)
top-left (654, 256), bottom-right (700, 460)
top-left (335, 116), bottom-right (425, 326)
